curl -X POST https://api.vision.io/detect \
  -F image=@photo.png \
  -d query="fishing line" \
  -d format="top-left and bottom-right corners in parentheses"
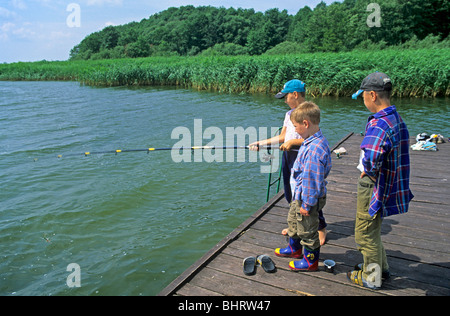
top-left (48, 145), bottom-right (293, 160)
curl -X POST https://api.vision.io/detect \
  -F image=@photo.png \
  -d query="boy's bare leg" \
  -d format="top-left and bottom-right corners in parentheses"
top-left (319, 228), bottom-right (327, 246)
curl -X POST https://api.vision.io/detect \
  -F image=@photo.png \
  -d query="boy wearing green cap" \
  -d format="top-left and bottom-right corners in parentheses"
top-left (349, 72), bottom-right (414, 289)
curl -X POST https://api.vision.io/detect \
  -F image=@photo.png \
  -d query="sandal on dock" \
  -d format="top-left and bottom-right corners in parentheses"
top-left (243, 257), bottom-right (256, 276)
top-left (257, 255), bottom-right (276, 273)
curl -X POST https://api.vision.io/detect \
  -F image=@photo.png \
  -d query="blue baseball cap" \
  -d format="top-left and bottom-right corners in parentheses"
top-left (275, 79), bottom-right (306, 99)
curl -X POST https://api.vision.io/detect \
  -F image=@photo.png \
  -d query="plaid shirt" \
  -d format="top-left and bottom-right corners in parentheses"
top-left (361, 105), bottom-right (414, 217)
top-left (291, 130), bottom-right (331, 211)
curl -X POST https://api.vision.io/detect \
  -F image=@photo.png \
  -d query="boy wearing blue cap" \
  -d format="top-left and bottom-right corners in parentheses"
top-left (349, 72), bottom-right (414, 289)
top-left (249, 80), bottom-right (328, 246)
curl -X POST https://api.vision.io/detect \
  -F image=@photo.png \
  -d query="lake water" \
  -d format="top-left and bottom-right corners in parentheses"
top-left (0, 81), bottom-right (448, 296)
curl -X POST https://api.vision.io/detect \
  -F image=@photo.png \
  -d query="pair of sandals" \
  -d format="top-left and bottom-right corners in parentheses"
top-left (243, 255), bottom-right (276, 275)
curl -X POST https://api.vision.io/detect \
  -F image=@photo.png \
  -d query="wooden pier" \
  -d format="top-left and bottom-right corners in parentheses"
top-left (159, 133), bottom-right (450, 296)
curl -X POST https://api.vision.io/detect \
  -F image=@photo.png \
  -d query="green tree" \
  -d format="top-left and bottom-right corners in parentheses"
top-left (288, 6), bottom-right (313, 43)
top-left (118, 26), bottom-right (138, 46)
top-left (101, 26), bottom-right (119, 50)
top-left (126, 36), bottom-right (149, 58)
top-left (302, 2), bottom-right (328, 52)
top-left (321, 3), bottom-right (350, 52)
top-left (264, 8), bottom-right (291, 48)
top-left (69, 3), bottom-right (450, 60)
top-left (247, 28), bottom-right (268, 55)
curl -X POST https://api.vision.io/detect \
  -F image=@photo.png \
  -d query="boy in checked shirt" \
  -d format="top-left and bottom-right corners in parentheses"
top-left (349, 72), bottom-right (414, 289)
top-left (275, 101), bottom-right (331, 271)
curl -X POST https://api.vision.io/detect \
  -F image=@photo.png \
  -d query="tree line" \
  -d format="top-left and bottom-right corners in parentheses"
top-left (69, 0), bottom-right (449, 60)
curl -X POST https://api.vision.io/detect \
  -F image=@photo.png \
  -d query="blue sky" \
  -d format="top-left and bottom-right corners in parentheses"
top-left (0, 0), bottom-right (338, 63)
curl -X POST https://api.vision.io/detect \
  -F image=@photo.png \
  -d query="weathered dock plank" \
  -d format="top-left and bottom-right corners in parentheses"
top-left (159, 133), bottom-right (450, 296)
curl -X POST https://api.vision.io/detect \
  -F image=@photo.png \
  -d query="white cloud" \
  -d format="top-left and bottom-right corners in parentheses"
top-left (0, 6), bottom-right (17, 18)
top-left (87, 0), bottom-right (123, 6)
top-left (1, 22), bottom-right (15, 32)
top-left (12, 23), bottom-right (37, 39)
top-left (48, 30), bottom-right (72, 40)
top-left (0, 22), bottom-right (14, 41)
top-left (11, 0), bottom-right (27, 10)
top-left (1, 20), bottom-right (70, 42)
top-left (0, 22), bottom-right (15, 41)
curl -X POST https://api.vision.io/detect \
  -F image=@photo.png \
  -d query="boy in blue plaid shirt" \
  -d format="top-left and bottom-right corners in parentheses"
top-left (275, 101), bottom-right (331, 271)
top-left (349, 72), bottom-right (414, 289)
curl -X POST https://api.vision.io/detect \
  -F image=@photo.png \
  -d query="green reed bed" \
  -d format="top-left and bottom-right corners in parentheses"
top-left (1, 48), bottom-right (448, 97)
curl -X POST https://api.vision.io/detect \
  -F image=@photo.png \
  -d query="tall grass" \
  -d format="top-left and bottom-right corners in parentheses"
top-left (1, 48), bottom-right (448, 97)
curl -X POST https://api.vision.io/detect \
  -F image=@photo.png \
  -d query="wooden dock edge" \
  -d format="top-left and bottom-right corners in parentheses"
top-left (158, 132), bottom-right (355, 296)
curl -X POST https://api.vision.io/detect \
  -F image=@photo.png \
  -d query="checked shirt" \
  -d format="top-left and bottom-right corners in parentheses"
top-left (360, 105), bottom-right (414, 217)
top-left (291, 130), bottom-right (332, 211)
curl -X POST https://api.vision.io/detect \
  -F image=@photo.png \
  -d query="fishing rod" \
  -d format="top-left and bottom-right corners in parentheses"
top-left (55, 145), bottom-right (289, 159)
